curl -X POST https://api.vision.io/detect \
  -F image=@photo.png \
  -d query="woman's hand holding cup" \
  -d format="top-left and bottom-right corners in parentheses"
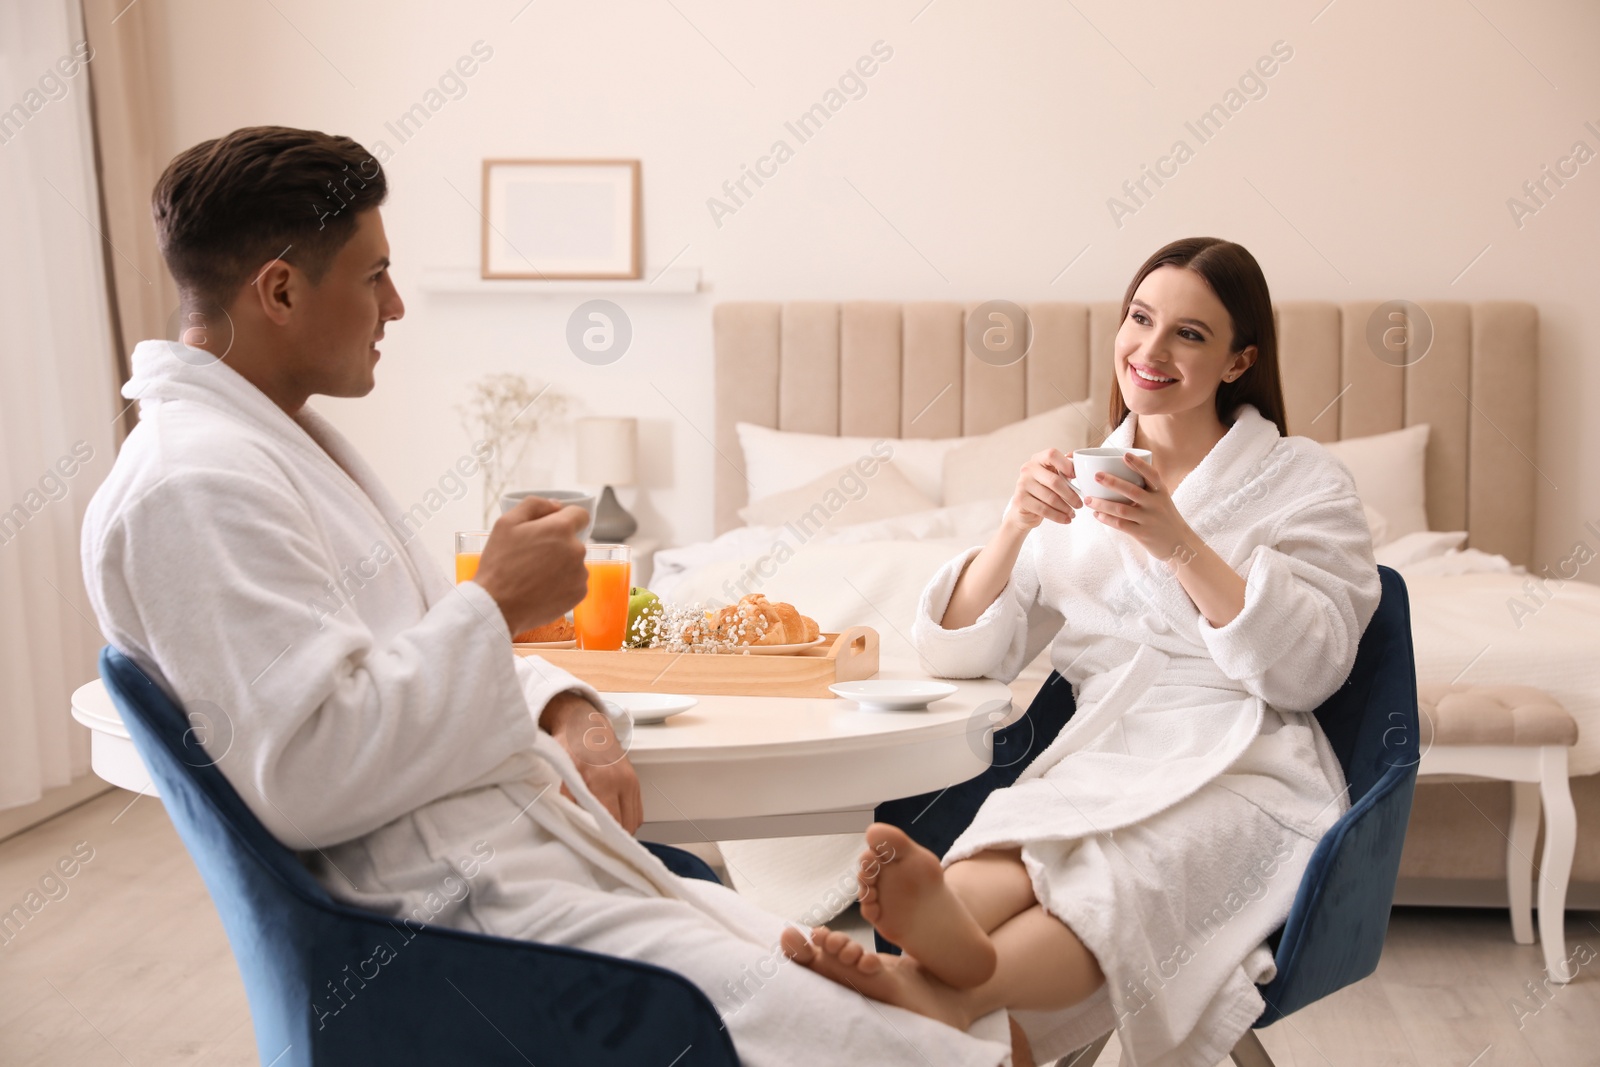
top-left (946, 447), bottom-right (1080, 629)
top-left (1004, 448), bottom-right (1084, 533)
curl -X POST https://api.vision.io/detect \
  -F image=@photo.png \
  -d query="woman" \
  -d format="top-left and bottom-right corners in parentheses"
top-left (782, 237), bottom-right (1380, 1067)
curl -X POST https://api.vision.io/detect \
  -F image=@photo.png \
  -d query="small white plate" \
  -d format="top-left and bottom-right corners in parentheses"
top-left (600, 692), bottom-right (698, 725)
top-left (515, 638), bottom-right (577, 649)
top-left (829, 680), bottom-right (958, 711)
top-left (731, 636), bottom-right (827, 655)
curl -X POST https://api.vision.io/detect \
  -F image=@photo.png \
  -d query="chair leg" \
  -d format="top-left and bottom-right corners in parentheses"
top-left (1537, 746), bottom-right (1576, 983)
top-left (1507, 779), bottom-right (1539, 944)
top-left (1230, 1028), bottom-right (1277, 1067)
top-left (1056, 1032), bottom-right (1111, 1066)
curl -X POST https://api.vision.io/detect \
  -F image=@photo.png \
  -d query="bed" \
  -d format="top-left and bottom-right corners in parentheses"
top-left (654, 298), bottom-right (1598, 917)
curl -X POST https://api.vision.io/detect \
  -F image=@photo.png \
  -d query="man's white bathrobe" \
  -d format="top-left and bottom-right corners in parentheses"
top-left (82, 341), bottom-right (1011, 1067)
top-left (912, 405), bottom-right (1381, 1067)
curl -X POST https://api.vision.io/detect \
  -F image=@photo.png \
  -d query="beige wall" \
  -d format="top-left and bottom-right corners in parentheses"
top-left (131, 0), bottom-right (1599, 575)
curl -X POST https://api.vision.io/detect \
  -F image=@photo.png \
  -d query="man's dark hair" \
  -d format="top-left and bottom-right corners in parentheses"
top-left (152, 125), bottom-right (387, 308)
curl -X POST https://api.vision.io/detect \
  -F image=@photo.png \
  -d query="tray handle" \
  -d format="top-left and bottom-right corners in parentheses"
top-left (825, 625), bottom-right (878, 663)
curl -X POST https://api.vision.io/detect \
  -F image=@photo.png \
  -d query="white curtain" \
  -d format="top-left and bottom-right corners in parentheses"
top-left (0, 0), bottom-right (122, 809)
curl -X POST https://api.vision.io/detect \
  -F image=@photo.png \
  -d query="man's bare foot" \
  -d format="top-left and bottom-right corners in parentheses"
top-left (858, 823), bottom-right (997, 988)
top-left (780, 924), bottom-right (970, 1032)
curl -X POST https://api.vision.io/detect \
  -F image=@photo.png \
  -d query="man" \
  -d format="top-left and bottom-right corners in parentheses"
top-left (81, 126), bottom-right (1009, 1066)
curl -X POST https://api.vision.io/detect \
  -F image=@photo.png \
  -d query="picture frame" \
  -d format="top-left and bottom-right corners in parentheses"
top-left (480, 159), bottom-right (642, 280)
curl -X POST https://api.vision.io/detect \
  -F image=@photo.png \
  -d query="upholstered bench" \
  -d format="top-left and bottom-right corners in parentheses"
top-left (1416, 683), bottom-right (1579, 982)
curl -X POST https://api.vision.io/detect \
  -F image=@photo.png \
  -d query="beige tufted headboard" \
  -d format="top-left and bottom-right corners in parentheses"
top-left (712, 301), bottom-right (1538, 566)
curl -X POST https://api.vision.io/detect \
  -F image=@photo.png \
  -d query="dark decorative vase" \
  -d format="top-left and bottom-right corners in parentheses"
top-left (590, 485), bottom-right (637, 542)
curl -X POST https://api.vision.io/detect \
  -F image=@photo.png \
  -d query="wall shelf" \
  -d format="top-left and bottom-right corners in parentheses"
top-left (416, 267), bottom-right (702, 295)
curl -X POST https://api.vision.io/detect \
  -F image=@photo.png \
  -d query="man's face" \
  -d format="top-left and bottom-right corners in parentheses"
top-left (290, 208), bottom-right (404, 397)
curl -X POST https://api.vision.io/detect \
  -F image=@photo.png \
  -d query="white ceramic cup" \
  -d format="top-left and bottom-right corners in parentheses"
top-left (1070, 447), bottom-right (1152, 505)
top-left (500, 489), bottom-right (597, 542)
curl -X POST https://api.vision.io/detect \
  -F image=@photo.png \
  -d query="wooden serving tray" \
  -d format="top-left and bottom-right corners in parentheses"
top-left (516, 625), bottom-right (880, 698)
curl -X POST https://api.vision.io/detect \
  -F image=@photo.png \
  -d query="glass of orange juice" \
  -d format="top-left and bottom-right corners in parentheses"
top-left (455, 531), bottom-right (489, 583)
top-left (573, 544), bottom-right (631, 650)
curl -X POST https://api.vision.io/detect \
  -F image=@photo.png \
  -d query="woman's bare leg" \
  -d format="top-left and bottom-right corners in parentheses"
top-left (943, 846), bottom-right (1037, 934)
top-left (958, 904), bottom-right (1106, 1016)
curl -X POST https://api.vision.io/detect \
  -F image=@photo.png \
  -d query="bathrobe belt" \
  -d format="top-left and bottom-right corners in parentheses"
top-left (1020, 645), bottom-right (1262, 787)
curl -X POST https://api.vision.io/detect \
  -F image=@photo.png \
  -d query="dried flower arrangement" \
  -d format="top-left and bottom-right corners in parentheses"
top-left (456, 373), bottom-right (571, 526)
top-left (627, 601), bottom-right (771, 655)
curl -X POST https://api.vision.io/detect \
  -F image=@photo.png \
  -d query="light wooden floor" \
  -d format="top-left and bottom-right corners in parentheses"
top-left (1, 789), bottom-right (1596, 1066)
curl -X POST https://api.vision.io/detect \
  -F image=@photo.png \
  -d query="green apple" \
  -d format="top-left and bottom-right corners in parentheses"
top-left (626, 587), bottom-right (663, 648)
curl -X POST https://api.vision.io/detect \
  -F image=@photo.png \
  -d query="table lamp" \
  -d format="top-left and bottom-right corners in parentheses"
top-left (576, 416), bottom-right (638, 542)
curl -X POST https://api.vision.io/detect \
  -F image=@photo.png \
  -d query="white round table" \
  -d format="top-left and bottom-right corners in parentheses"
top-left (71, 661), bottom-right (1013, 844)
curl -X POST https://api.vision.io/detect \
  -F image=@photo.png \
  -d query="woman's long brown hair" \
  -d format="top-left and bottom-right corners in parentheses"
top-left (1109, 237), bottom-right (1288, 437)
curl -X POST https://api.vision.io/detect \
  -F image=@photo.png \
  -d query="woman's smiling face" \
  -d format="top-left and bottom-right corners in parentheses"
top-left (1113, 265), bottom-right (1255, 422)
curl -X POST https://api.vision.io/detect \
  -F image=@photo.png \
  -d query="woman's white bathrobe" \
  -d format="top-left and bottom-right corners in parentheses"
top-left (81, 341), bottom-right (1011, 1067)
top-left (912, 405), bottom-right (1381, 1067)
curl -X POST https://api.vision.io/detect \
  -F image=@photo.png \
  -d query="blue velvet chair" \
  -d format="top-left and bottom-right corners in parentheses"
top-left (884, 567), bottom-right (1421, 1067)
top-left (98, 647), bottom-right (740, 1067)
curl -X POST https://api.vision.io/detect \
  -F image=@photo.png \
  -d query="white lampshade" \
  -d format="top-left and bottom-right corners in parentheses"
top-left (575, 416), bottom-right (637, 486)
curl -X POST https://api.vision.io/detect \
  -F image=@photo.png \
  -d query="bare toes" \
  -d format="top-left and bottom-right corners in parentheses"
top-left (859, 847), bottom-right (885, 885)
top-left (864, 822), bottom-right (912, 867)
top-left (780, 926), bottom-right (815, 964)
top-left (822, 929), bottom-right (856, 957)
top-left (838, 939), bottom-right (864, 967)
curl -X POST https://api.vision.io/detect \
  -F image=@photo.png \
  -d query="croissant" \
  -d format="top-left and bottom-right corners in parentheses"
top-left (513, 616), bottom-right (575, 643)
top-left (704, 594), bottom-right (819, 646)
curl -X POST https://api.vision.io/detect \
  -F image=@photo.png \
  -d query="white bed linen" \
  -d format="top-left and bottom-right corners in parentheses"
top-left (651, 500), bottom-right (1009, 599)
top-left (1372, 534), bottom-right (1600, 773)
top-left (1407, 570), bottom-right (1600, 774)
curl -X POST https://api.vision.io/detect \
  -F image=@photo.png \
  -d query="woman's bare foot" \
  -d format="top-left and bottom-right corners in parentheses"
top-left (780, 924), bottom-right (970, 1032)
top-left (858, 823), bottom-right (997, 988)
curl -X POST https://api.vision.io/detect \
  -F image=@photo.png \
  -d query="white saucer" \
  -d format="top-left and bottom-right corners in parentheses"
top-left (829, 680), bottom-right (958, 711)
top-left (600, 692), bottom-right (698, 725)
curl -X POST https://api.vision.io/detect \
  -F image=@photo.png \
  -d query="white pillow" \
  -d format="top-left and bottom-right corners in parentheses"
top-left (941, 401), bottom-right (1100, 506)
top-left (735, 422), bottom-right (964, 504)
top-left (738, 459), bottom-right (936, 530)
top-left (1361, 504), bottom-right (1390, 548)
top-left (1322, 424), bottom-right (1430, 544)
